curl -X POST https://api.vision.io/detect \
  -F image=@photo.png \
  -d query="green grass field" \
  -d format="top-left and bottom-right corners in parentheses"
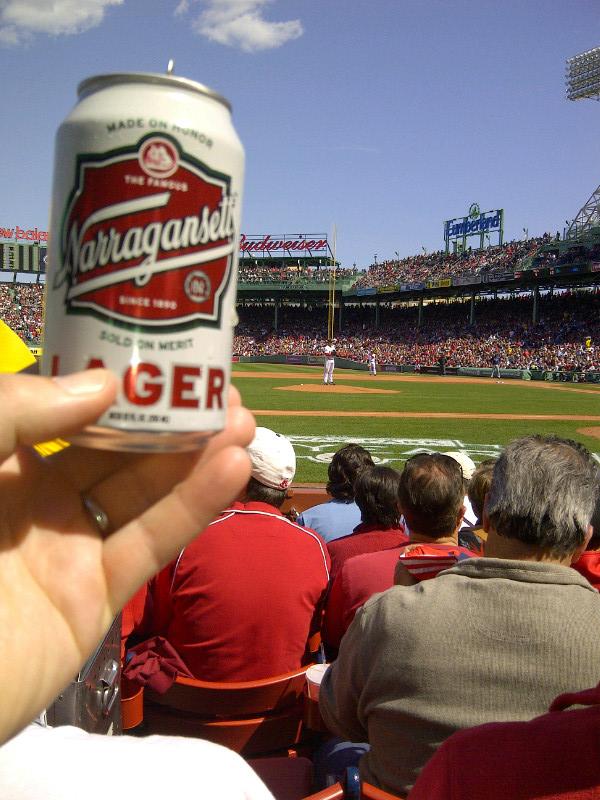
top-left (231, 363), bottom-right (600, 483)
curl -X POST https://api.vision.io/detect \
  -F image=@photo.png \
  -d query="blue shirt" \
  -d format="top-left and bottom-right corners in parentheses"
top-left (297, 500), bottom-right (362, 543)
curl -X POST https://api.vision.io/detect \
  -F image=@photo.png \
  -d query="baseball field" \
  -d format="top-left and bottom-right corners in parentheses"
top-left (231, 363), bottom-right (600, 483)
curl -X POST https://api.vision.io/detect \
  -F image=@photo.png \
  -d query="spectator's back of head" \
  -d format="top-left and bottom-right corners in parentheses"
top-left (468, 459), bottom-right (497, 523)
top-left (327, 444), bottom-right (374, 502)
top-left (245, 427), bottom-right (296, 509)
top-left (486, 435), bottom-right (599, 557)
top-left (399, 453), bottom-right (465, 538)
top-left (354, 465), bottom-right (402, 530)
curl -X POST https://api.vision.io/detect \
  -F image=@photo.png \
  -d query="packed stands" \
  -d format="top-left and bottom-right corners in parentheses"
top-left (239, 264), bottom-right (358, 284)
top-left (234, 292), bottom-right (600, 371)
top-left (236, 230), bottom-right (600, 290)
top-left (2, 280), bottom-right (598, 374)
top-left (0, 284), bottom-right (44, 344)
top-left (354, 234), bottom-right (554, 288)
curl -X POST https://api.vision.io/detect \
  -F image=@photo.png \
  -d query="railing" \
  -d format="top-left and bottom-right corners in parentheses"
top-left (238, 277), bottom-right (359, 291)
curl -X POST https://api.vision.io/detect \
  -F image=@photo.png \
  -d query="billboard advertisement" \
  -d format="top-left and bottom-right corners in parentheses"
top-left (444, 203), bottom-right (504, 253)
top-left (239, 233), bottom-right (329, 257)
top-left (426, 278), bottom-right (451, 289)
top-left (489, 272), bottom-right (515, 282)
top-left (0, 224), bottom-right (48, 242)
top-left (452, 275), bottom-right (482, 286)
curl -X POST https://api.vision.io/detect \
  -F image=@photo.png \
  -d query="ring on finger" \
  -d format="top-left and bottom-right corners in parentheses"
top-left (81, 493), bottom-right (111, 536)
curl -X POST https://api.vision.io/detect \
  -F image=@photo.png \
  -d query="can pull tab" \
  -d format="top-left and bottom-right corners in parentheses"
top-left (166, 59), bottom-right (175, 75)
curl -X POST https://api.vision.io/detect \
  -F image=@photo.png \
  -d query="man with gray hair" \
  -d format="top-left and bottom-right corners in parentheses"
top-left (318, 435), bottom-right (600, 797)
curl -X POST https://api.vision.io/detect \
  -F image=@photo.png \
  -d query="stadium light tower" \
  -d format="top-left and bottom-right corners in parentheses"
top-left (563, 46), bottom-right (600, 240)
top-left (566, 47), bottom-right (600, 101)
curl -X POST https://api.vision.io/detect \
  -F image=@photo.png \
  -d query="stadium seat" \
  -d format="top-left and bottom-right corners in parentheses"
top-left (249, 756), bottom-right (314, 800)
top-left (140, 665), bottom-right (313, 756)
top-left (121, 676), bottom-right (144, 731)
top-left (301, 769), bottom-right (404, 800)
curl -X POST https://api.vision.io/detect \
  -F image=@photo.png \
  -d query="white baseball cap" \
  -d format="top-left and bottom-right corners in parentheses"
top-left (442, 451), bottom-right (476, 481)
top-left (247, 427), bottom-right (296, 490)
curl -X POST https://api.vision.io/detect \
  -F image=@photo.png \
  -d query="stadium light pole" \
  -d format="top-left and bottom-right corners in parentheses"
top-left (566, 47), bottom-right (600, 101)
top-left (564, 49), bottom-right (600, 240)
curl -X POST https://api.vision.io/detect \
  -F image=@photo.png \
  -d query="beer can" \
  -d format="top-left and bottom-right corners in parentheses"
top-left (41, 71), bottom-right (244, 451)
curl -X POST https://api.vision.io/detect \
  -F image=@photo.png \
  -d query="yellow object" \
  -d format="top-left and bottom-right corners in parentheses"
top-left (0, 321), bottom-right (68, 456)
top-left (34, 438), bottom-right (70, 457)
top-left (0, 320), bottom-right (36, 372)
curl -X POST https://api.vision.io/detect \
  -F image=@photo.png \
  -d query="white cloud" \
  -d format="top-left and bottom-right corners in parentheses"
top-left (179, 0), bottom-right (303, 53)
top-left (0, 0), bottom-right (123, 44)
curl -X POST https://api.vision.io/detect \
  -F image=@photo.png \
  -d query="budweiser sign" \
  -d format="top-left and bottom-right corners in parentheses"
top-left (239, 234), bottom-right (328, 254)
top-left (54, 134), bottom-right (237, 331)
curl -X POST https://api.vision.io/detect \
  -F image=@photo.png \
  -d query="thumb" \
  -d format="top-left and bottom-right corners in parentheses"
top-left (0, 370), bottom-right (117, 459)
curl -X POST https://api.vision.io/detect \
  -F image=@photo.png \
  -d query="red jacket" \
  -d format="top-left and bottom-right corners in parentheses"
top-left (327, 522), bottom-right (408, 587)
top-left (146, 501), bottom-right (330, 681)
top-left (409, 682), bottom-right (600, 799)
top-left (572, 551), bottom-right (600, 591)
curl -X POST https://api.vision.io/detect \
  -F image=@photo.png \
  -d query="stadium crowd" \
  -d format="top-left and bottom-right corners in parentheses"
top-left (239, 264), bottom-right (358, 284)
top-left (2, 281), bottom-right (598, 374)
top-left (234, 291), bottom-right (600, 372)
top-left (0, 284), bottom-right (43, 343)
top-left (117, 431), bottom-right (600, 799)
top-left (353, 234), bottom-right (554, 287)
top-left (236, 234), bottom-right (554, 289)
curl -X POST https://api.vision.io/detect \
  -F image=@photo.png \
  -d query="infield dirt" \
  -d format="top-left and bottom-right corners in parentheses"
top-left (276, 384), bottom-right (399, 395)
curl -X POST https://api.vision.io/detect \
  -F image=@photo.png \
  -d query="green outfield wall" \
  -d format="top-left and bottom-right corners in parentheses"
top-left (233, 355), bottom-right (600, 383)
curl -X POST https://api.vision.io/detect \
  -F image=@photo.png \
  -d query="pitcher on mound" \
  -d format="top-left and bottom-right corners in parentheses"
top-left (324, 340), bottom-right (336, 385)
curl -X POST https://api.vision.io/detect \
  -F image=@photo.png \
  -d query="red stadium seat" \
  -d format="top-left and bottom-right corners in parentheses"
top-left (301, 782), bottom-right (403, 800)
top-left (302, 785), bottom-right (345, 800)
top-left (139, 665), bottom-right (314, 757)
top-left (250, 756), bottom-right (314, 800)
top-left (121, 676), bottom-right (144, 731)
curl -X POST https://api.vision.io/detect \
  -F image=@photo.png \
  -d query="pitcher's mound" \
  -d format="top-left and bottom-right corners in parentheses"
top-left (276, 383), bottom-right (399, 395)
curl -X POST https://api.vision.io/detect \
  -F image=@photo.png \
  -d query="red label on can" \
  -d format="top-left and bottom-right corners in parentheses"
top-left (54, 133), bottom-right (237, 332)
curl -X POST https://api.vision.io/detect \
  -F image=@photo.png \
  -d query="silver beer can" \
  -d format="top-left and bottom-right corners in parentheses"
top-left (41, 71), bottom-right (244, 451)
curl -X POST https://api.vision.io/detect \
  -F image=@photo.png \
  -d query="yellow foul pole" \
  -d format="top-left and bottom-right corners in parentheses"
top-left (327, 225), bottom-right (337, 339)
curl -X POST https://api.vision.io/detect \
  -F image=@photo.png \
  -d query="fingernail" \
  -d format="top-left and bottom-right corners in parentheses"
top-left (53, 369), bottom-right (108, 395)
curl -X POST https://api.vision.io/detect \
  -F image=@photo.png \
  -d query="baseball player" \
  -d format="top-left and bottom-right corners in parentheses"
top-left (368, 352), bottom-right (377, 376)
top-left (491, 354), bottom-right (501, 380)
top-left (323, 340), bottom-right (336, 385)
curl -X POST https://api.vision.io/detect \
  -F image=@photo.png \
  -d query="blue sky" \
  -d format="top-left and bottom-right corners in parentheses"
top-left (0, 0), bottom-right (598, 267)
